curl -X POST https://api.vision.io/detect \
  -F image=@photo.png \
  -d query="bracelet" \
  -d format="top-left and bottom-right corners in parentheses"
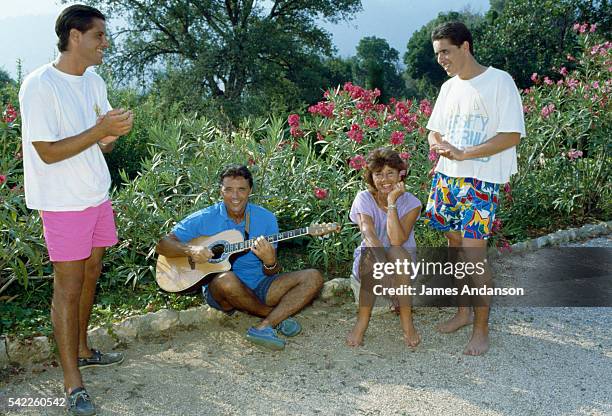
top-left (263, 262), bottom-right (277, 270)
top-left (387, 204), bottom-right (397, 210)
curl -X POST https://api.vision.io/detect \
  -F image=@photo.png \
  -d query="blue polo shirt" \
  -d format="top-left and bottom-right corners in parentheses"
top-left (172, 202), bottom-right (279, 289)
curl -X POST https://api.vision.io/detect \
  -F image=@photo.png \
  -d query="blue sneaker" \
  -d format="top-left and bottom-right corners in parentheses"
top-left (66, 387), bottom-right (96, 416)
top-left (277, 318), bottom-right (302, 337)
top-left (246, 326), bottom-right (286, 350)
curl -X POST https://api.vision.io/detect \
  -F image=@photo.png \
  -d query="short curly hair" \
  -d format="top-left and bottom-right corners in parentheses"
top-left (218, 164), bottom-right (254, 188)
top-left (363, 147), bottom-right (407, 192)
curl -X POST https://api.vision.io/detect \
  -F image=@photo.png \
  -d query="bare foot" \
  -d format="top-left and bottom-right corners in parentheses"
top-left (436, 312), bottom-right (473, 333)
top-left (402, 323), bottom-right (421, 348)
top-left (463, 329), bottom-right (489, 356)
top-left (346, 321), bottom-right (368, 347)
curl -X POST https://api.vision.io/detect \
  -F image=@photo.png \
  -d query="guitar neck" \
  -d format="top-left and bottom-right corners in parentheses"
top-left (227, 228), bottom-right (309, 254)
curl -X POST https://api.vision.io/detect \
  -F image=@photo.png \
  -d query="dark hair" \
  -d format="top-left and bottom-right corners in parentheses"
top-left (55, 5), bottom-right (106, 52)
top-left (364, 147), bottom-right (407, 192)
top-left (219, 164), bottom-right (253, 188)
top-left (431, 21), bottom-right (473, 55)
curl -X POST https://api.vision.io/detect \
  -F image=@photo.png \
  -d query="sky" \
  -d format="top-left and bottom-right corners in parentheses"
top-left (0, 0), bottom-right (490, 78)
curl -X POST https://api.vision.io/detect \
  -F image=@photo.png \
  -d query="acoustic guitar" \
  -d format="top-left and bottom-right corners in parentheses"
top-left (156, 223), bottom-right (340, 292)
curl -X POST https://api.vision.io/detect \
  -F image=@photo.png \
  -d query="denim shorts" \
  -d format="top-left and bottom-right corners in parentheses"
top-left (424, 172), bottom-right (500, 239)
top-left (203, 274), bottom-right (279, 314)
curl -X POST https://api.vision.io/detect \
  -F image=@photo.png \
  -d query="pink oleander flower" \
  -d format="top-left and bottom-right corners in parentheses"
top-left (399, 152), bottom-right (411, 160)
top-left (572, 23), bottom-right (581, 32)
top-left (288, 114), bottom-right (300, 127)
top-left (2, 104), bottom-right (18, 123)
top-left (419, 99), bottom-right (432, 117)
top-left (0, 175), bottom-right (6, 186)
top-left (541, 103), bottom-right (555, 119)
top-left (290, 126), bottom-right (304, 138)
top-left (557, 80), bottom-right (564, 86)
top-left (308, 101), bottom-right (335, 118)
top-left (590, 23), bottom-right (597, 32)
top-left (523, 105), bottom-right (530, 114)
top-left (566, 78), bottom-right (579, 90)
top-left (544, 77), bottom-right (554, 85)
top-left (390, 131), bottom-right (405, 145)
top-left (592, 81), bottom-right (600, 89)
top-left (504, 183), bottom-right (512, 193)
top-left (349, 155), bottom-right (367, 171)
top-left (498, 240), bottom-right (512, 253)
top-left (530, 72), bottom-right (538, 82)
top-left (428, 150), bottom-right (439, 162)
top-left (567, 54), bottom-right (575, 61)
top-left (347, 124), bottom-right (364, 143)
top-left (313, 187), bottom-right (328, 200)
top-left (559, 67), bottom-right (568, 76)
top-left (567, 149), bottom-right (583, 160)
top-left (364, 117), bottom-right (378, 128)
top-left (492, 218), bottom-right (502, 233)
top-left (579, 23), bottom-right (588, 33)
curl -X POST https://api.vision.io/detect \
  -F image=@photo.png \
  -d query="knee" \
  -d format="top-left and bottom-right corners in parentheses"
top-left (305, 269), bottom-right (324, 291)
top-left (209, 272), bottom-right (242, 296)
top-left (445, 232), bottom-right (462, 247)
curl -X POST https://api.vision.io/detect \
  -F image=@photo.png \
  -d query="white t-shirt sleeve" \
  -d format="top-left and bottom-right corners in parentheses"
top-left (496, 73), bottom-right (526, 137)
top-left (19, 78), bottom-right (60, 143)
top-left (426, 81), bottom-right (449, 134)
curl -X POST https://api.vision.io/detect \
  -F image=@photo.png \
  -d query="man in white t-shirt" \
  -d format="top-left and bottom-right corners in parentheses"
top-left (19, 5), bottom-right (133, 415)
top-left (424, 22), bottom-right (526, 356)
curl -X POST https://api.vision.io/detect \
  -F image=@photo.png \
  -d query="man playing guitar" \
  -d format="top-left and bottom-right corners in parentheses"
top-left (156, 164), bottom-right (324, 350)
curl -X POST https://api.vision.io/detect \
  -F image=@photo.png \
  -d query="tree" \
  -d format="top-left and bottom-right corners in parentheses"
top-left (78, 0), bottom-right (362, 119)
top-left (479, 0), bottom-right (612, 88)
top-left (353, 36), bottom-right (405, 101)
top-left (0, 68), bottom-right (13, 87)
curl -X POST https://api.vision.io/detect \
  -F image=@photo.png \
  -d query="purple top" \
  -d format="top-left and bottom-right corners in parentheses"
top-left (350, 190), bottom-right (422, 281)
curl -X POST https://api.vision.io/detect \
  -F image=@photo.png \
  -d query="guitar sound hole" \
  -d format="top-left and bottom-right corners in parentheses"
top-left (210, 244), bottom-right (225, 259)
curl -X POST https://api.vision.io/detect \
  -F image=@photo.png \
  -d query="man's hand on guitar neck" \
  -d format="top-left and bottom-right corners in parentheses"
top-left (251, 236), bottom-right (276, 266)
top-left (187, 245), bottom-right (213, 263)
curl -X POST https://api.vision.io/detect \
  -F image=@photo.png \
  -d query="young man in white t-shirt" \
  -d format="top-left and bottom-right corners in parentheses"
top-left (424, 22), bottom-right (525, 356)
top-left (19, 5), bottom-right (133, 414)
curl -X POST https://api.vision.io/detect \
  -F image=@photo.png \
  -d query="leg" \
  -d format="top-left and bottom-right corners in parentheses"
top-left (78, 247), bottom-right (105, 358)
top-left (387, 246), bottom-right (420, 347)
top-left (257, 269), bottom-right (323, 329)
top-left (436, 231), bottom-right (473, 333)
top-left (461, 237), bottom-right (490, 356)
top-left (208, 272), bottom-right (273, 317)
top-left (346, 305), bottom-right (373, 347)
top-left (52, 260), bottom-right (86, 392)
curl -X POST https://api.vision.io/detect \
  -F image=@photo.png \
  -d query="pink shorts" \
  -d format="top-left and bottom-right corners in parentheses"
top-left (40, 199), bottom-right (118, 262)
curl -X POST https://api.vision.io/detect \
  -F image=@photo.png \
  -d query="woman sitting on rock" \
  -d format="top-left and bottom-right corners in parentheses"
top-left (346, 147), bottom-right (422, 348)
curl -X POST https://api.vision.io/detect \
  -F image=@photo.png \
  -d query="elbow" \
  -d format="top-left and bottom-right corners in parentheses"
top-left (39, 154), bottom-right (57, 164)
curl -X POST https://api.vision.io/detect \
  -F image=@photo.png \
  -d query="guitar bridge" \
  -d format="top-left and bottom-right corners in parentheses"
top-left (188, 256), bottom-right (196, 270)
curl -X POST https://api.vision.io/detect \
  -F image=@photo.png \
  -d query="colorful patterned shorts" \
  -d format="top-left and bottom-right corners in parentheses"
top-left (424, 173), bottom-right (500, 240)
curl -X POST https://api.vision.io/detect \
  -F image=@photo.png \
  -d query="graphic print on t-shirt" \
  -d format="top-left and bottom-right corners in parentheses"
top-left (445, 93), bottom-right (490, 162)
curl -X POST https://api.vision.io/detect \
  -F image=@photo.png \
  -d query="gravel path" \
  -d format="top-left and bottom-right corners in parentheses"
top-left (1, 236), bottom-right (610, 416)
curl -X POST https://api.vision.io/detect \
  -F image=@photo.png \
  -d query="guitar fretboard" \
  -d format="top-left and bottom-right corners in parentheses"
top-left (227, 228), bottom-right (309, 254)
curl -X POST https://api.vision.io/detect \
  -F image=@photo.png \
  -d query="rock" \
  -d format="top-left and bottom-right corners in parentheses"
top-left (88, 326), bottom-right (116, 351)
top-left (178, 307), bottom-right (212, 328)
top-left (320, 278), bottom-right (351, 300)
top-left (6, 336), bottom-right (52, 366)
top-left (511, 241), bottom-right (528, 252)
top-left (535, 236), bottom-right (550, 248)
top-left (0, 337), bottom-right (9, 368)
top-left (148, 309), bottom-right (179, 333)
top-left (113, 316), bottom-right (141, 342)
